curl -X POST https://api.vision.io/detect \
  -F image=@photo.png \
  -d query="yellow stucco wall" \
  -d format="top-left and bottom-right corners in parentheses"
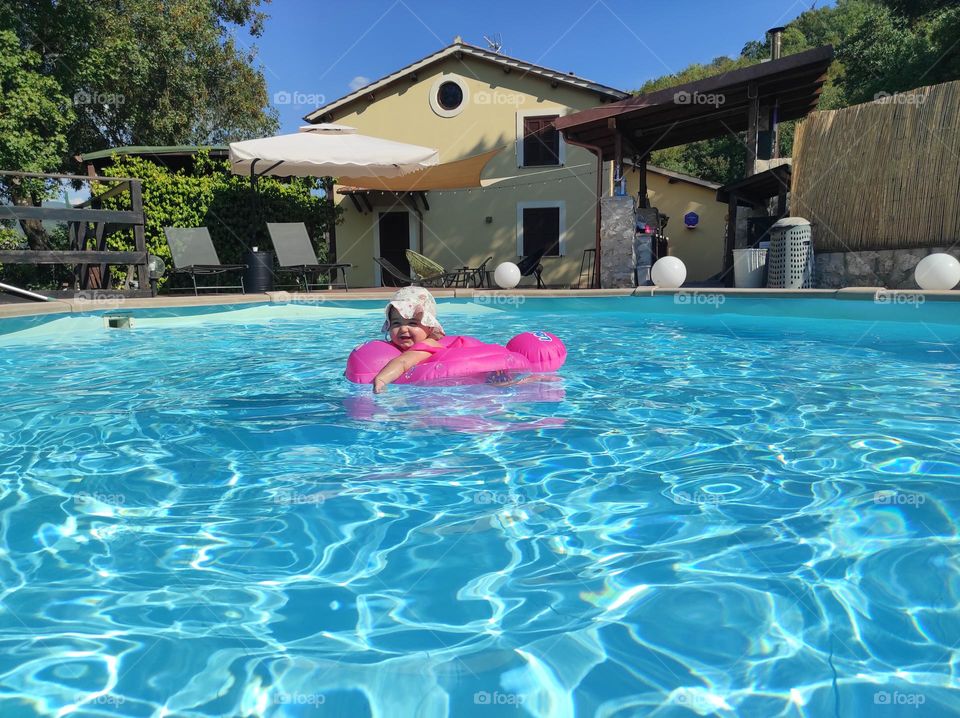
top-left (624, 169), bottom-right (726, 282)
top-left (325, 53), bottom-right (722, 286)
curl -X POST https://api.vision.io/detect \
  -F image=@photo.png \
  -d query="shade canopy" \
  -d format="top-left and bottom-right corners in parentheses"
top-left (555, 46), bottom-right (834, 160)
top-left (228, 124), bottom-right (440, 179)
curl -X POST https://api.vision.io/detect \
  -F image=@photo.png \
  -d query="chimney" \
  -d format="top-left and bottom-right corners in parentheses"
top-left (769, 27), bottom-right (785, 60)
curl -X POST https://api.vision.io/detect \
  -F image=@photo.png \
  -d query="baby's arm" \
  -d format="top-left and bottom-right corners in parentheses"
top-left (373, 340), bottom-right (442, 393)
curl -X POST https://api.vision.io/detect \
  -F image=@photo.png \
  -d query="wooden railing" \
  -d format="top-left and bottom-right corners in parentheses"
top-left (0, 169), bottom-right (149, 293)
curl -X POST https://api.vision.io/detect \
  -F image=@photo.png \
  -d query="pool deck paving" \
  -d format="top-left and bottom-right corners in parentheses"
top-left (1, 285), bottom-right (959, 319)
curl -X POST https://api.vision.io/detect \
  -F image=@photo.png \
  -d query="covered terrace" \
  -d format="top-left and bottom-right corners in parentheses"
top-left (555, 44), bottom-right (834, 285)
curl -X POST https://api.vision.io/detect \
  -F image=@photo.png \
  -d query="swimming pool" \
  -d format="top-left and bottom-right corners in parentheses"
top-left (1, 296), bottom-right (957, 716)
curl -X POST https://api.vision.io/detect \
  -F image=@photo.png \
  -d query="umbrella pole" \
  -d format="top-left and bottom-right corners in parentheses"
top-left (325, 178), bottom-right (337, 263)
top-left (250, 160), bottom-right (260, 247)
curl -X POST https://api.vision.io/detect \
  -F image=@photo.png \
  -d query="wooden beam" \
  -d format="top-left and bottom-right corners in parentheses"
top-left (92, 219), bottom-right (109, 290)
top-left (0, 250), bottom-right (148, 264)
top-left (0, 169), bottom-right (137, 183)
top-left (0, 206), bottom-right (144, 224)
top-left (78, 218), bottom-right (94, 289)
top-left (613, 124), bottom-right (623, 195)
top-left (637, 154), bottom-right (649, 208)
top-left (76, 180), bottom-right (131, 208)
top-left (723, 194), bottom-right (738, 286)
top-left (745, 82), bottom-right (759, 177)
top-left (130, 180), bottom-right (149, 289)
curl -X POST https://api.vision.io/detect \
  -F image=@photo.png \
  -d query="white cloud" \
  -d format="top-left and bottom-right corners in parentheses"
top-left (349, 76), bottom-right (371, 91)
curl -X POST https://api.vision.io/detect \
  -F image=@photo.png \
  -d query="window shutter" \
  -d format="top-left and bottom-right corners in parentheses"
top-left (522, 116), bottom-right (560, 167)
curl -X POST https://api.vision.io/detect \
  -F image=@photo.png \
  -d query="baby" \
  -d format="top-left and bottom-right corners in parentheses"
top-left (373, 287), bottom-right (445, 393)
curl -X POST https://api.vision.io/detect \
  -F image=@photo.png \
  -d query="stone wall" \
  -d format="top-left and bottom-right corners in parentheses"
top-left (815, 247), bottom-right (960, 288)
top-left (599, 196), bottom-right (636, 288)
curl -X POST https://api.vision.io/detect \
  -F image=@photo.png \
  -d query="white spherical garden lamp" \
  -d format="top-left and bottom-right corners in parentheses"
top-left (915, 253), bottom-right (960, 290)
top-left (494, 261), bottom-right (521, 289)
top-left (651, 256), bottom-right (687, 288)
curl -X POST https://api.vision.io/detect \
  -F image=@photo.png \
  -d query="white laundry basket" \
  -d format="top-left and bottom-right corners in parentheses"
top-left (766, 217), bottom-right (814, 289)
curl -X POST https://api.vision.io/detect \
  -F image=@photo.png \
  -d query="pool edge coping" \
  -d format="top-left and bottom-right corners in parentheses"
top-left (1, 285), bottom-right (959, 320)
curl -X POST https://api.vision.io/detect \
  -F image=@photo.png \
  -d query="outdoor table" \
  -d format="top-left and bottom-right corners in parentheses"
top-left (452, 266), bottom-right (486, 288)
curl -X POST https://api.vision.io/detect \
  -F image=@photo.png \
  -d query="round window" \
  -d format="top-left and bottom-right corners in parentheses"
top-left (437, 81), bottom-right (464, 111)
top-left (429, 76), bottom-right (469, 118)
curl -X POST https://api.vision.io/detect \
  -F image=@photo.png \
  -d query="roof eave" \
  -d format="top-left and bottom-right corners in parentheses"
top-left (555, 45), bottom-right (834, 133)
top-left (304, 42), bottom-right (628, 123)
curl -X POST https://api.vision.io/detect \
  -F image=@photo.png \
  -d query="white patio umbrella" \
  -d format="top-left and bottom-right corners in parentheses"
top-left (228, 123), bottom-right (439, 180)
top-left (228, 124), bottom-right (439, 262)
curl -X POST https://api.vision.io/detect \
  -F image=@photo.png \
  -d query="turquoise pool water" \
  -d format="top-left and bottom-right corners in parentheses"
top-left (1, 297), bottom-right (958, 717)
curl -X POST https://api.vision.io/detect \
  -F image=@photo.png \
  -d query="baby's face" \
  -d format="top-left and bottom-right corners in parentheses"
top-left (388, 309), bottom-right (430, 349)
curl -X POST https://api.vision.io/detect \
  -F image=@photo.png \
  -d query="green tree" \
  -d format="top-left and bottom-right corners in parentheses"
top-left (0, 0), bottom-right (278, 163)
top-left (837, 1), bottom-right (960, 103)
top-left (0, 30), bottom-right (72, 180)
top-left (0, 29), bottom-right (74, 248)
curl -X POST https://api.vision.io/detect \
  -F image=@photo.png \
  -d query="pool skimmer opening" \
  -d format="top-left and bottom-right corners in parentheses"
top-left (104, 315), bottom-right (133, 330)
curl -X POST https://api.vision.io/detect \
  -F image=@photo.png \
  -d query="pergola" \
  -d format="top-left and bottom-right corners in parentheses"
top-left (555, 45), bottom-right (833, 172)
top-left (555, 45), bottom-right (834, 285)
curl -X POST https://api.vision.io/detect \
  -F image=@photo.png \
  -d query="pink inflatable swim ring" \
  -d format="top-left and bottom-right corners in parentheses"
top-left (345, 331), bottom-right (566, 385)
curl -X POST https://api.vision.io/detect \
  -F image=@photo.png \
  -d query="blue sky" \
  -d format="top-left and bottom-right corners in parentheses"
top-left (249, 0), bottom-right (832, 134)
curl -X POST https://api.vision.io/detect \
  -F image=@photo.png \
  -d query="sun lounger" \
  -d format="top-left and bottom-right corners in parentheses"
top-left (374, 256), bottom-right (420, 287)
top-left (266, 222), bottom-right (350, 291)
top-left (163, 227), bottom-right (246, 295)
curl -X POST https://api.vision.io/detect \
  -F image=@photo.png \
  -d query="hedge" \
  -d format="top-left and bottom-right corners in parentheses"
top-left (96, 151), bottom-right (340, 289)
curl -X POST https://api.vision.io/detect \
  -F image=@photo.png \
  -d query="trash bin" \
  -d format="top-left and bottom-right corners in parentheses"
top-left (733, 248), bottom-right (768, 288)
top-left (244, 249), bottom-right (274, 292)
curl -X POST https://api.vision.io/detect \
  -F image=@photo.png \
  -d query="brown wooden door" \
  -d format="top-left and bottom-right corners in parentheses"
top-left (378, 211), bottom-right (410, 286)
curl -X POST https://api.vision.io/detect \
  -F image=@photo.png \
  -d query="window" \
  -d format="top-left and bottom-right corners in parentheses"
top-left (437, 81), bottom-right (463, 111)
top-left (518, 203), bottom-right (563, 257)
top-left (429, 75), bottom-right (469, 118)
top-left (521, 115), bottom-right (560, 167)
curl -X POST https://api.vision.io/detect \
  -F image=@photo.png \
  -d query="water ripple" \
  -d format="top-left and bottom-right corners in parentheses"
top-left (0, 306), bottom-right (958, 716)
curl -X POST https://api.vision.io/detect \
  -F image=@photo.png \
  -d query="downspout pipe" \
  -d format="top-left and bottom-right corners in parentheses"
top-left (562, 134), bottom-right (604, 289)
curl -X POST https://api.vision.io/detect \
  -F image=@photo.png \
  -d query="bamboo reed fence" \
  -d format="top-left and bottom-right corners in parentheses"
top-left (791, 80), bottom-right (960, 252)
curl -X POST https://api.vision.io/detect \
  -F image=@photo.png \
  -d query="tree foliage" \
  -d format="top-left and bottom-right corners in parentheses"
top-left (837, 1), bottom-right (960, 104)
top-left (638, 0), bottom-right (960, 184)
top-left (94, 154), bottom-right (340, 290)
top-left (0, 0), bottom-right (279, 165)
top-left (0, 28), bottom-right (75, 249)
top-left (0, 29), bottom-right (73, 185)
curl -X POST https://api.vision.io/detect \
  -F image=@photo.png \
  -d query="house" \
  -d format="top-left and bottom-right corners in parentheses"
top-left (306, 40), bottom-right (724, 287)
